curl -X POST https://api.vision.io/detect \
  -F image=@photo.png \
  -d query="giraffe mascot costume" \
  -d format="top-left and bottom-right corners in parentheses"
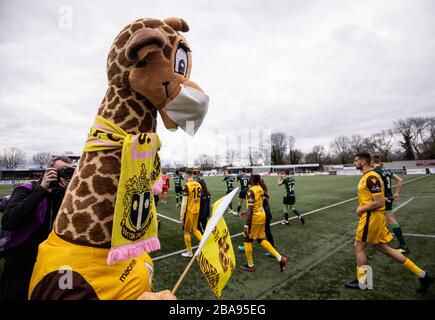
top-left (28, 17), bottom-right (209, 300)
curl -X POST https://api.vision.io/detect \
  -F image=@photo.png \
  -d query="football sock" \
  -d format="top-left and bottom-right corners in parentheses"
top-left (184, 233), bottom-right (192, 253)
top-left (291, 206), bottom-right (301, 217)
top-left (228, 202), bottom-right (233, 210)
top-left (176, 194), bottom-right (179, 204)
top-left (237, 205), bottom-right (242, 213)
top-left (390, 223), bottom-right (407, 248)
top-left (193, 229), bottom-right (203, 241)
top-left (403, 258), bottom-right (426, 278)
top-left (244, 242), bottom-right (254, 267)
top-left (259, 239), bottom-right (281, 261)
top-left (283, 208), bottom-right (289, 221)
top-left (357, 266), bottom-right (368, 283)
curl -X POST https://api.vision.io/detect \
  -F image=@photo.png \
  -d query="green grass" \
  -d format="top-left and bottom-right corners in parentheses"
top-left (0, 184), bottom-right (13, 197)
top-left (0, 175), bottom-right (434, 300)
top-left (151, 174), bottom-right (435, 300)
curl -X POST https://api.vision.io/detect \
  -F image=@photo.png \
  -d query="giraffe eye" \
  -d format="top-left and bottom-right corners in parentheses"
top-left (174, 44), bottom-right (188, 76)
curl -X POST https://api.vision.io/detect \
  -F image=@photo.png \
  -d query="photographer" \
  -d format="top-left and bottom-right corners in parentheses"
top-left (0, 156), bottom-right (74, 300)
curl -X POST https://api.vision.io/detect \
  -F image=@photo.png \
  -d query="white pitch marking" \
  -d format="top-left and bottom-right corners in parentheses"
top-left (152, 175), bottom-right (430, 261)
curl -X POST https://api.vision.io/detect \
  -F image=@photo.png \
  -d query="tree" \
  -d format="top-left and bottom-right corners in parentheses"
top-left (304, 145), bottom-right (326, 164)
top-left (330, 135), bottom-right (352, 164)
top-left (32, 152), bottom-right (53, 168)
top-left (0, 147), bottom-right (27, 169)
top-left (367, 129), bottom-right (395, 161)
top-left (271, 132), bottom-right (287, 165)
top-left (194, 153), bottom-right (216, 170)
top-left (290, 149), bottom-right (304, 164)
top-left (349, 134), bottom-right (368, 154)
top-left (225, 149), bottom-right (236, 166)
top-left (394, 116), bottom-right (435, 159)
top-left (286, 134), bottom-right (296, 164)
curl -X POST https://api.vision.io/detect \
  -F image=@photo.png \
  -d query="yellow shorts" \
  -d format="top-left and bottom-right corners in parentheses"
top-left (249, 223), bottom-right (266, 241)
top-left (355, 211), bottom-right (393, 244)
top-left (183, 211), bottom-right (199, 233)
top-left (28, 231), bottom-right (154, 300)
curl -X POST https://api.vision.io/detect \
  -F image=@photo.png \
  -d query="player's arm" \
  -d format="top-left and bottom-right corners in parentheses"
top-left (357, 194), bottom-right (384, 216)
top-left (277, 175), bottom-right (283, 185)
top-left (180, 185), bottom-right (189, 224)
top-left (392, 174), bottom-right (403, 201)
top-left (356, 175), bottom-right (384, 216)
top-left (243, 190), bottom-right (255, 237)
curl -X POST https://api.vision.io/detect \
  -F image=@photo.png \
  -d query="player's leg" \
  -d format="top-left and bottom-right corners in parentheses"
top-left (240, 238), bottom-right (255, 272)
top-left (375, 243), bottom-right (432, 292)
top-left (192, 228), bottom-right (203, 242)
top-left (386, 206), bottom-right (409, 253)
top-left (281, 202), bottom-right (290, 225)
top-left (258, 239), bottom-right (287, 272)
top-left (289, 196), bottom-right (304, 225)
top-left (226, 191), bottom-right (234, 214)
top-left (182, 230), bottom-right (193, 257)
top-left (263, 200), bottom-right (275, 249)
top-left (236, 194), bottom-right (244, 215)
top-left (346, 240), bottom-right (368, 289)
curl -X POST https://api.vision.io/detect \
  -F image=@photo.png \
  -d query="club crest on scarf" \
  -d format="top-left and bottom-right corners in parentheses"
top-left (121, 163), bottom-right (154, 241)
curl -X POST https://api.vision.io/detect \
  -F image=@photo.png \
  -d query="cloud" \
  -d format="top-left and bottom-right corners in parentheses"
top-left (0, 0), bottom-right (434, 166)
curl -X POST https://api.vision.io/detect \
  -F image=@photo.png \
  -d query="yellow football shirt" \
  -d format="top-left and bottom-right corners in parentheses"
top-left (246, 185), bottom-right (266, 225)
top-left (183, 180), bottom-right (202, 214)
top-left (357, 170), bottom-right (385, 214)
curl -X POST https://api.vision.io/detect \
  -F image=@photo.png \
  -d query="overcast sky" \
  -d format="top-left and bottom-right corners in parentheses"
top-left (1, 0), bottom-right (434, 166)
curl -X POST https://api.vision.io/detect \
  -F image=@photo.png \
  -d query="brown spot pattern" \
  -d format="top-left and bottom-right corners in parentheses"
top-left (99, 156), bottom-right (119, 174)
top-left (89, 223), bottom-right (106, 243)
top-left (56, 213), bottom-right (69, 233)
top-left (144, 19), bottom-right (163, 28)
top-left (76, 181), bottom-right (91, 198)
top-left (92, 176), bottom-right (117, 195)
top-left (80, 164), bottom-right (97, 179)
top-left (113, 102), bottom-right (129, 123)
top-left (71, 212), bottom-right (93, 234)
top-left (126, 99), bottom-right (144, 117)
top-left (74, 196), bottom-right (97, 211)
top-left (91, 199), bottom-right (114, 220)
top-left (115, 30), bottom-right (131, 49)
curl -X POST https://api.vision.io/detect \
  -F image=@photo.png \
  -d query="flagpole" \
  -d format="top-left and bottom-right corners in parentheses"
top-left (171, 187), bottom-right (239, 296)
top-left (171, 254), bottom-right (196, 295)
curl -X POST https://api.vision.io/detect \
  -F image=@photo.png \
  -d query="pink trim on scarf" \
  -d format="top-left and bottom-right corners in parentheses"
top-left (85, 138), bottom-right (118, 147)
top-left (131, 134), bottom-right (156, 160)
top-left (93, 121), bottom-right (117, 133)
top-left (107, 236), bottom-right (161, 265)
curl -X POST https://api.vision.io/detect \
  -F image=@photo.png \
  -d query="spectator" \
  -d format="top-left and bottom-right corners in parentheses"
top-left (197, 179), bottom-right (211, 233)
top-left (0, 156), bottom-right (74, 300)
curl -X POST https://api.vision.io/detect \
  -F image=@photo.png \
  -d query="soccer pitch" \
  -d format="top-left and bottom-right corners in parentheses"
top-left (151, 174), bottom-right (435, 300)
top-left (0, 175), bottom-right (434, 300)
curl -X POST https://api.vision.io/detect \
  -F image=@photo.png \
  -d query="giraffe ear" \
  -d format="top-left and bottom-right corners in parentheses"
top-left (125, 28), bottom-right (167, 62)
top-left (163, 17), bottom-right (189, 32)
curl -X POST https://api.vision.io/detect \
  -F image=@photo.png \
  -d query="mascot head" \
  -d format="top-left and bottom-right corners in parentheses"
top-left (107, 17), bottom-right (208, 136)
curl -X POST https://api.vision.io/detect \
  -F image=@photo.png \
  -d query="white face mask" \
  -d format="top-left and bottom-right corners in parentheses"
top-left (162, 84), bottom-right (209, 136)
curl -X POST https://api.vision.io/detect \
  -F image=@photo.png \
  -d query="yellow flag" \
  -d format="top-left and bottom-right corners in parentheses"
top-left (195, 190), bottom-right (237, 299)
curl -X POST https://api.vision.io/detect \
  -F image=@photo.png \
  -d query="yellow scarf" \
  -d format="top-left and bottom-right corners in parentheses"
top-left (83, 115), bottom-right (161, 265)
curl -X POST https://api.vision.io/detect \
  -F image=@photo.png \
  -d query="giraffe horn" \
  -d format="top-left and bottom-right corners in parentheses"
top-left (125, 28), bottom-right (166, 61)
top-left (163, 17), bottom-right (189, 32)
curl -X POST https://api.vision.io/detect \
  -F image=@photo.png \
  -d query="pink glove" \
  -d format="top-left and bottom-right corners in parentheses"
top-left (152, 177), bottom-right (165, 195)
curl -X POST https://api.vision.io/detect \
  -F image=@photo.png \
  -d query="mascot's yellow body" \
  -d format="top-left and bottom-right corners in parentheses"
top-left (28, 17), bottom-right (209, 300)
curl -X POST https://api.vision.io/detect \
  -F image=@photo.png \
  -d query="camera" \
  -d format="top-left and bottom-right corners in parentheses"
top-left (50, 167), bottom-right (75, 188)
top-left (57, 167), bottom-right (75, 180)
